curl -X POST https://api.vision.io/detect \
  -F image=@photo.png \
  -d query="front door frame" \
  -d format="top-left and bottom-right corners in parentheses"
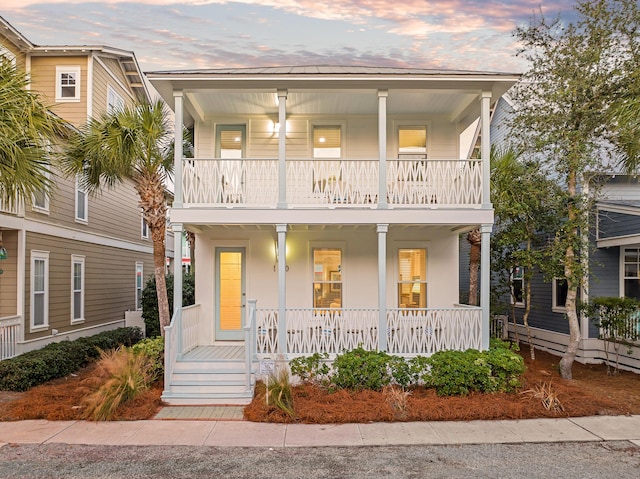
top-left (215, 246), bottom-right (246, 341)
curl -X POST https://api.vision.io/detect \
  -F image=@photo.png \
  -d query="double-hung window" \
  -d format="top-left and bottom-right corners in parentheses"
top-left (75, 176), bottom-right (88, 222)
top-left (313, 126), bottom-right (342, 159)
top-left (313, 248), bottom-right (342, 309)
top-left (31, 251), bottom-right (49, 330)
top-left (552, 278), bottom-right (568, 312)
top-left (398, 126), bottom-right (427, 159)
top-left (398, 248), bottom-right (427, 308)
top-left (624, 248), bottom-right (640, 300)
top-left (32, 165), bottom-right (50, 213)
top-left (55, 66), bottom-right (81, 102)
top-left (135, 262), bottom-right (144, 310)
top-left (71, 255), bottom-right (85, 323)
top-left (107, 85), bottom-right (125, 114)
top-left (511, 266), bottom-right (524, 307)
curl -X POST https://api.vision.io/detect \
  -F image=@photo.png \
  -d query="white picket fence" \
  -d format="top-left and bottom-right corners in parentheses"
top-left (0, 316), bottom-right (21, 361)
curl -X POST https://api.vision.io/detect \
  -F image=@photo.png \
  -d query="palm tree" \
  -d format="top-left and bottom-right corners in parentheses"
top-left (0, 62), bottom-right (66, 206)
top-left (62, 100), bottom-right (173, 336)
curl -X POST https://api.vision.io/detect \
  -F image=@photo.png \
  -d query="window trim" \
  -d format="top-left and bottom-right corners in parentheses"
top-left (135, 262), bottom-right (144, 311)
top-left (75, 176), bottom-right (88, 223)
top-left (71, 255), bottom-right (85, 324)
top-left (552, 277), bottom-right (568, 313)
top-left (30, 250), bottom-right (49, 331)
top-left (141, 215), bottom-right (149, 239)
top-left (393, 120), bottom-right (431, 159)
top-left (55, 65), bottom-right (81, 102)
top-left (621, 247), bottom-right (640, 300)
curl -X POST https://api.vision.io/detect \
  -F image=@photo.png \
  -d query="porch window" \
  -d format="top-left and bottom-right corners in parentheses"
top-left (398, 126), bottom-right (427, 159)
top-left (313, 248), bottom-right (342, 309)
top-left (216, 126), bottom-right (245, 158)
top-left (624, 248), bottom-right (640, 300)
top-left (552, 278), bottom-right (568, 312)
top-left (511, 266), bottom-right (524, 307)
top-left (398, 248), bottom-right (427, 308)
top-left (313, 126), bottom-right (342, 159)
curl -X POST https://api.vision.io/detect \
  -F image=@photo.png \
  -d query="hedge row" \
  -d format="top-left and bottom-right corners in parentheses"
top-left (0, 327), bottom-right (144, 391)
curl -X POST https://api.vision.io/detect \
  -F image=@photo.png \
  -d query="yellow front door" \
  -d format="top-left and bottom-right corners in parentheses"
top-left (215, 247), bottom-right (245, 340)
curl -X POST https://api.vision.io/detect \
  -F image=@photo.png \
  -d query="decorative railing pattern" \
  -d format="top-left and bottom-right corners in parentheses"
top-left (181, 304), bottom-right (201, 354)
top-left (181, 158), bottom-right (482, 208)
top-left (0, 316), bottom-right (21, 361)
top-left (386, 307), bottom-right (482, 355)
top-left (254, 307), bottom-right (480, 356)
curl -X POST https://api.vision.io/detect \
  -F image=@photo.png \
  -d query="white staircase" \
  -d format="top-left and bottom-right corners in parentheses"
top-left (162, 346), bottom-right (256, 405)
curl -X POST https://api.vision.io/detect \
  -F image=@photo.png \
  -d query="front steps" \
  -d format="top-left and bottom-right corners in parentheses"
top-left (162, 353), bottom-right (256, 406)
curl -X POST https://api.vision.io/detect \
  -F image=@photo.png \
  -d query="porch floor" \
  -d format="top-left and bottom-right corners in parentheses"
top-left (181, 345), bottom-right (245, 361)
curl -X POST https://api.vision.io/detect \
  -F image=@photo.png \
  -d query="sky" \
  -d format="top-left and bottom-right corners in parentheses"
top-left (3, 0), bottom-right (578, 74)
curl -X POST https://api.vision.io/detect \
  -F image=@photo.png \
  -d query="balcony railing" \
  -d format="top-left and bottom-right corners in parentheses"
top-left (0, 196), bottom-right (24, 216)
top-left (181, 158), bottom-right (482, 208)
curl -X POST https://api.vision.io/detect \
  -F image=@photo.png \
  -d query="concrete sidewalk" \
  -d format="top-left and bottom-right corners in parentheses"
top-left (1, 415), bottom-right (639, 448)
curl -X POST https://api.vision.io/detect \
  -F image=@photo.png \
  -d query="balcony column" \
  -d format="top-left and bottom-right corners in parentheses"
top-left (276, 223), bottom-right (288, 356)
top-left (277, 89), bottom-right (288, 208)
top-left (173, 223), bottom-right (184, 353)
top-left (480, 223), bottom-right (492, 350)
top-left (481, 91), bottom-right (492, 208)
top-left (377, 223), bottom-right (389, 351)
top-left (378, 90), bottom-right (388, 209)
top-left (173, 91), bottom-right (184, 208)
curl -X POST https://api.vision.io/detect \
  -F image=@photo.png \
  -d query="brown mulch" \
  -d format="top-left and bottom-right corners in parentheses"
top-left (244, 345), bottom-right (640, 423)
top-left (1, 344), bottom-right (639, 422)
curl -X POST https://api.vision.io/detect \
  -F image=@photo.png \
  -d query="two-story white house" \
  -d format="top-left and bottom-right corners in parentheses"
top-left (148, 66), bottom-right (519, 405)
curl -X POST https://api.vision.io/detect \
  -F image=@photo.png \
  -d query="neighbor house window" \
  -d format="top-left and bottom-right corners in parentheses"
top-left (313, 125), bottom-right (342, 158)
top-left (398, 248), bottom-right (427, 308)
top-left (313, 248), bottom-right (342, 309)
top-left (511, 266), bottom-right (524, 307)
top-left (552, 278), bottom-right (568, 312)
top-left (75, 176), bottom-right (88, 222)
top-left (107, 85), bottom-right (125, 114)
top-left (398, 126), bottom-right (427, 159)
top-left (71, 255), bottom-right (85, 323)
top-left (135, 262), bottom-right (144, 310)
top-left (32, 167), bottom-right (50, 213)
top-left (141, 216), bottom-right (149, 239)
top-left (55, 66), bottom-right (81, 101)
top-left (624, 248), bottom-right (640, 300)
top-left (31, 251), bottom-right (49, 330)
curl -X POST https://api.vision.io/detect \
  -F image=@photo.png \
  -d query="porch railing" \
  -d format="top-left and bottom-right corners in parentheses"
top-left (181, 304), bottom-right (201, 354)
top-left (182, 158), bottom-right (482, 208)
top-left (163, 310), bottom-right (179, 391)
top-left (0, 196), bottom-right (24, 216)
top-left (255, 306), bottom-right (482, 356)
top-left (0, 315), bottom-right (21, 361)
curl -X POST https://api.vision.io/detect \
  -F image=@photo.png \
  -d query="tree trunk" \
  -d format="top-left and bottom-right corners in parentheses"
top-left (559, 171), bottom-right (581, 379)
top-left (467, 229), bottom-right (481, 306)
top-left (523, 239), bottom-right (535, 359)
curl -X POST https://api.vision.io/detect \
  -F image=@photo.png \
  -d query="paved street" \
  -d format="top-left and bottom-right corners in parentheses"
top-left (1, 441), bottom-right (639, 478)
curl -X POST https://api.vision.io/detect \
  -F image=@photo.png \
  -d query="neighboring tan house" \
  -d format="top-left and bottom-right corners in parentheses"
top-left (147, 65), bottom-right (519, 404)
top-left (470, 95), bottom-right (640, 373)
top-left (0, 16), bottom-right (154, 358)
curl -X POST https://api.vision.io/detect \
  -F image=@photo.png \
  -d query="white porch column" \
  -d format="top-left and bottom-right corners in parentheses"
top-left (277, 89), bottom-right (288, 208)
top-left (378, 90), bottom-right (388, 209)
top-left (173, 224), bottom-right (184, 317)
top-left (481, 223), bottom-right (492, 350)
top-left (173, 91), bottom-right (184, 208)
top-left (276, 223), bottom-right (288, 356)
top-left (481, 91), bottom-right (492, 208)
top-left (377, 224), bottom-right (389, 351)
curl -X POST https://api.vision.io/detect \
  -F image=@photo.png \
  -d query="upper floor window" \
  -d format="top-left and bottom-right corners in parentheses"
top-left (107, 85), bottom-right (125, 114)
top-left (31, 250), bottom-right (49, 330)
top-left (141, 215), bottom-right (149, 239)
top-left (511, 266), bottom-right (524, 307)
top-left (313, 125), bottom-right (342, 159)
top-left (624, 248), bottom-right (640, 300)
top-left (398, 248), bottom-right (427, 308)
top-left (552, 278), bottom-right (568, 313)
top-left (398, 126), bottom-right (427, 159)
top-left (313, 248), bottom-right (342, 309)
top-left (216, 125), bottom-right (245, 158)
top-left (32, 167), bottom-right (50, 213)
top-left (75, 176), bottom-right (88, 223)
top-left (55, 66), bottom-right (81, 102)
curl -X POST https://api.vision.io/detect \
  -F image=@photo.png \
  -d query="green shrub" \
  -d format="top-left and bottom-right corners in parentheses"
top-left (484, 347), bottom-right (525, 393)
top-left (142, 273), bottom-right (195, 338)
top-left (331, 348), bottom-right (408, 391)
top-left (131, 336), bottom-right (164, 382)
top-left (0, 327), bottom-right (143, 392)
top-left (289, 352), bottom-right (330, 384)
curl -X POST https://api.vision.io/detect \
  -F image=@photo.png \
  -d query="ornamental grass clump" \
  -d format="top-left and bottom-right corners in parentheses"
top-left (265, 368), bottom-right (295, 418)
top-left (82, 346), bottom-right (156, 421)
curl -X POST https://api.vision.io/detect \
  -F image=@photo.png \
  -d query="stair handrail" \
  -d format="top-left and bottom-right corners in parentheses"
top-left (163, 308), bottom-right (180, 397)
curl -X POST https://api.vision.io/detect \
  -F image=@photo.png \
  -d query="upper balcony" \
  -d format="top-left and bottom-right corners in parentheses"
top-left (0, 196), bottom-right (24, 218)
top-left (182, 157), bottom-right (482, 209)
